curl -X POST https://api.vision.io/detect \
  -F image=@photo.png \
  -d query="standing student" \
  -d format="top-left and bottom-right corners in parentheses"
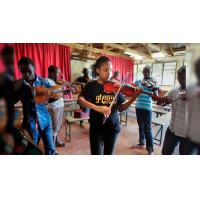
top-left (74, 68), bottom-right (90, 127)
top-left (110, 71), bottom-right (120, 81)
top-left (157, 66), bottom-right (186, 155)
top-left (131, 65), bottom-right (159, 155)
top-left (78, 56), bottom-right (143, 155)
top-left (14, 57), bottom-right (56, 155)
top-left (46, 65), bottom-right (71, 155)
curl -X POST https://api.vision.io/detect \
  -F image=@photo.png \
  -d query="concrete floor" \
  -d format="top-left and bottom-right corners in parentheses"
top-left (38, 106), bottom-right (180, 155)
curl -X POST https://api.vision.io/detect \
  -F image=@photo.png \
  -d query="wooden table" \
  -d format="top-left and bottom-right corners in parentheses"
top-left (65, 116), bottom-right (89, 142)
top-left (152, 112), bottom-right (171, 145)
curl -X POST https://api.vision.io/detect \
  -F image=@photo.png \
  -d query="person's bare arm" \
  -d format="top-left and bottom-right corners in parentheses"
top-left (117, 87), bottom-right (143, 112)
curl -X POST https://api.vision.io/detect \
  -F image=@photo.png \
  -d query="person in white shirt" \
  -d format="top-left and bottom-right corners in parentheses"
top-left (157, 66), bottom-right (186, 155)
top-left (46, 65), bottom-right (71, 155)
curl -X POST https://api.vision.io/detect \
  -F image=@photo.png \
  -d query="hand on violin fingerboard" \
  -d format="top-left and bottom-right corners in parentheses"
top-left (131, 87), bottom-right (143, 100)
top-left (157, 96), bottom-right (172, 106)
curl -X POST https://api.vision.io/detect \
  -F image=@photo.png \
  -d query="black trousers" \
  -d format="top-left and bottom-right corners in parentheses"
top-left (89, 131), bottom-right (119, 155)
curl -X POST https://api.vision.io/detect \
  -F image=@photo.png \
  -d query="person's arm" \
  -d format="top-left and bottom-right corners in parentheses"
top-left (157, 88), bottom-right (173, 106)
top-left (117, 87), bottom-right (143, 112)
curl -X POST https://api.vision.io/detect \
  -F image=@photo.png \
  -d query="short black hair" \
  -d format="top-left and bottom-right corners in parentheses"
top-left (18, 57), bottom-right (35, 68)
top-left (114, 71), bottom-right (119, 74)
top-left (143, 65), bottom-right (152, 71)
top-left (83, 68), bottom-right (89, 73)
top-left (1, 45), bottom-right (14, 57)
top-left (90, 56), bottom-right (111, 77)
top-left (48, 65), bottom-right (59, 74)
top-left (178, 66), bottom-right (186, 74)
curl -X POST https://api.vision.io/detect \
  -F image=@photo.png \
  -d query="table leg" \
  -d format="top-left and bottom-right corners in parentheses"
top-left (69, 122), bottom-right (71, 142)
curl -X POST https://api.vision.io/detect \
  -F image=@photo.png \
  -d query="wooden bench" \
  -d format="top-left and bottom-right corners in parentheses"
top-left (65, 116), bottom-right (90, 142)
top-left (152, 105), bottom-right (171, 112)
top-left (152, 108), bottom-right (169, 118)
top-left (151, 112), bottom-right (171, 145)
top-left (63, 106), bottom-right (79, 117)
top-left (118, 110), bottom-right (129, 126)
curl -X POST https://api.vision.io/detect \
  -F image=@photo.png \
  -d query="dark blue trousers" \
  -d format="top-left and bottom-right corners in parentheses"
top-left (90, 131), bottom-right (119, 155)
top-left (136, 108), bottom-right (154, 153)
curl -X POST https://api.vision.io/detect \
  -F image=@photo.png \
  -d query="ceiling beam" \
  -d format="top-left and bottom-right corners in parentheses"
top-left (126, 43), bottom-right (137, 48)
top-left (166, 43), bottom-right (175, 56)
top-left (106, 43), bottom-right (150, 58)
top-left (142, 43), bottom-right (172, 55)
top-left (142, 44), bottom-right (153, 58)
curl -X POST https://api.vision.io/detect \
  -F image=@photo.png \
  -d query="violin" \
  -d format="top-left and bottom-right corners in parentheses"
top-left (141, 78), bottom-right (162, 93)
top-left (32, 85), bottom-right (73, 104)
top-left (55, 79), bottom-right (79, 93)
top-left (157, 89), bottom-right (186, 106)
top-left (102, 70), bottom-right (131, 124)
top-left (103, 82), bottom-right (160, 101)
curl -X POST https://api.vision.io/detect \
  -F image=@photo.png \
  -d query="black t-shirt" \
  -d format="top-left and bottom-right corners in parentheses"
top-left (79, 81), bottom-right (126, 135)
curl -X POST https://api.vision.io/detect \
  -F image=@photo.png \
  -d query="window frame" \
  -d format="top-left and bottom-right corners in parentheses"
top-left (152, 61), bottom-right (177, 86)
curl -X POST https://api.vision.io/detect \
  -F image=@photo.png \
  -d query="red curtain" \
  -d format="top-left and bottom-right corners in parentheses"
top-left (14, 43), bottom-right (72, 98)
top-left (102, 54), bottom-right (134, 83)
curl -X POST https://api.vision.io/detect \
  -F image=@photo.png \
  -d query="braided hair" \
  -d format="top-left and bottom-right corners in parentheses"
top-left (90, 56), bottom-right (111, 77)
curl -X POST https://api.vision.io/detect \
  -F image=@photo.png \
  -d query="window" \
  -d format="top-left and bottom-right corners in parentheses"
top-left (183, 60), bottom-right (186, 66)
top-left (133, 62), bottom-right (177, 85)
top-left (152, 62), bottom-right (177, 86)
top-left (133, 64), bottom-right (146, 82)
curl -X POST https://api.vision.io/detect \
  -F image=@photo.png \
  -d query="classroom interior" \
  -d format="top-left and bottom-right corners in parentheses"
top-left (13, 43), bottom-right (186, 155)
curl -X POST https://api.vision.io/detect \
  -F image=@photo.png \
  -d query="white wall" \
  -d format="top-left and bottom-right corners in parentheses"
top-left (71, 60), bottom-right (95, 82)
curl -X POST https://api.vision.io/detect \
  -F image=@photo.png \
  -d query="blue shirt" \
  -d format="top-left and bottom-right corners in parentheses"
top-left (14, 75), bottom-right (52, 133)
top-left (134, 77), bottom-right (158, 111)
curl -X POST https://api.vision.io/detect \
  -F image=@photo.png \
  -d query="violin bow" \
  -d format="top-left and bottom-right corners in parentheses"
top-left (103, 70), bottom-right (130, 124)
top-left (58, 67), bottom-right (65, 81)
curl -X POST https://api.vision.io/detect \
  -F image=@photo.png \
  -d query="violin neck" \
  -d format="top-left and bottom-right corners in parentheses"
top-left (52, 89), bottom-right (69, 94)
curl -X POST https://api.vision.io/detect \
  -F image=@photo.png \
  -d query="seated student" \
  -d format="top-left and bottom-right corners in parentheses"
top-left (157, 66), bottom-right (186, 155)
top-left (73, 68), bottom-right (90, 127)
top-left (46, 65), bottom-right (71, 155)
top-left (14, 57), bottom-right (67, 155)
top-left (110, 71), bottom-right (120, 81)
top-left (131, 65), bottom-right (159, 155)
top-left (78, 56), bottom-right (143, 155)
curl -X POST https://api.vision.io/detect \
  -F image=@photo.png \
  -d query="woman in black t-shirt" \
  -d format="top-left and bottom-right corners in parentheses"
top-left (78, 56), bottom-right (143, 155)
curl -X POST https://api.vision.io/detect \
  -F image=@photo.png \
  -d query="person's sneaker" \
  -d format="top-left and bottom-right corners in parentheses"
top-left (131, 144), bottom-right (145, 149)
top-left (55, 150), bottom-right (59, 155)
top-left (80, 122), bottom-right (85, 127)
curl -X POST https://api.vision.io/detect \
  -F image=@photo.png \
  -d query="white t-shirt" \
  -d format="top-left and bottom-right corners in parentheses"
top-left (45, 78), bottom-right (64, 109)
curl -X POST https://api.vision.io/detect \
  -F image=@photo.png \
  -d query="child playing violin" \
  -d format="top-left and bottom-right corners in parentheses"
top-left (73, 68), bottom-right (90, 127)
top-left (131, 65), bottom-right (159, 155)
top-left (157, 66), bottom-right (186, 155)
top-left (110, 71), bottom-right (120, 82)
top-left (46, 65), bottom-right (71, 155)
top-left (78, 56), bottom-right (143, 155)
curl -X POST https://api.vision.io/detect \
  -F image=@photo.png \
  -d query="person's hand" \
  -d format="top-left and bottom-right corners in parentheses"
top-left (94, 105), bottom-right (111, 118)
top-left (64, 89), bottom-right (72, 95)
top-left (14, 78), bottom-right (24, 92)
top-left (132, 87), bottom-right (143, 99)
top-left (151, 86), bottom-right (158, 92)
top-left (157, 96), bottom-right (172, 106)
